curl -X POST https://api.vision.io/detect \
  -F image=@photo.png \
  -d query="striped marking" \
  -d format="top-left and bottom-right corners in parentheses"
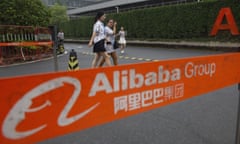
top-left (79, 52), bottom-right (158, 62)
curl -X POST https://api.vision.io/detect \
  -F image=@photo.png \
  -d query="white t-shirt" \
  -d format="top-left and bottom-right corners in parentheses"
top-left (93, 20), bottom-right (105, 43)
top-left (105, 26), bottom-right (114, 44)
top-left (57, 32), bottom-right (64, 40)
top-left (105, 26), bottom-right (115, 53)
top-left (118, 30), bottom-right (126, 44)
top-left (119, 30), bottom-right (125, 39)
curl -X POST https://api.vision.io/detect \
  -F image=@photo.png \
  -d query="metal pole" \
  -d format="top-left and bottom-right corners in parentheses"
top-left (53, 25), bottom-right (58, 72)
top-left (115, 6), bottom-right (119, 14)
top-left (235, 47), bottom-right (240, 144)
top-left (236, 84), bottom-right (240, 144)
top-left (49, 25), bottom-right (59, 72)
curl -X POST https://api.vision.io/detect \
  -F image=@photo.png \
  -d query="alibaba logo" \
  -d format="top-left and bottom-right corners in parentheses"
top-left (2, 76), bottom-right (100, 140)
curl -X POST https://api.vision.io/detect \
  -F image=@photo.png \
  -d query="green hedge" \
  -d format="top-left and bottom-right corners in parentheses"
top-left (60, 0), bottom-right (240, 42)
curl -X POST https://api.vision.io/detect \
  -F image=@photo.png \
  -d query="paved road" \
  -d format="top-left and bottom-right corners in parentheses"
top-left (0, 43), bottom-right (226, 77)
top-left (0, 43), bottom-right (239, 144)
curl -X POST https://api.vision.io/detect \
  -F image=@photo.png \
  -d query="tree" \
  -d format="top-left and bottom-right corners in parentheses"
top-left (49, 3), bottom-right (69, 26)
top-left (0, 0), bottom-right (50, 26)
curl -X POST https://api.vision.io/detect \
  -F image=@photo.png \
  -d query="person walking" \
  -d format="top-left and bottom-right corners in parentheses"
top-left (99, 19), bottom-right (118, 67)
top-left (57, 29), bottom-right (65, 54)
top-left (57, 29), bottom-right (64, 43)
top-left (118, 26), bottom-right (127, 54)
top-left (88, 11), bottom-right (111, 68)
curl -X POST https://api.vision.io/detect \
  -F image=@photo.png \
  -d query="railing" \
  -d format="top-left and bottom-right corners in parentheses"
top-left (0, 25), bottom-right (53, 65)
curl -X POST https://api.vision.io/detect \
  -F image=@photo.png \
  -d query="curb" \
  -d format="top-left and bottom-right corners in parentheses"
top-left (0, 53), bottom-right (66, 68)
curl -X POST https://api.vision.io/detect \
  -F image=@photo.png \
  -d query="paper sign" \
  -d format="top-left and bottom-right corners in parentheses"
top-left (0, 53), bottom-right (240, 144)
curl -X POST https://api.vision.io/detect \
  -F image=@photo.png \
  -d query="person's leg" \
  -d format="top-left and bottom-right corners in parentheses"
top-left (98, 56), bottom-right (106, 67)
top-left (111, 52), bottom-right (118, 65)
top-left (100, 52), bottom-right (111, 66)
top-left (122, 43), bottom-right (126, 53)
top-left (120, 44), bottom-right (124, 53)
top-left (91, 53), bottom-right (101, 68)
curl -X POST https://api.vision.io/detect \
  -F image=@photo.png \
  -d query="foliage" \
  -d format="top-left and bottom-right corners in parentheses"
top-left (0, 0), bottom-right (50, 26)
top-left (49, 3), bottom-right (69, 26)
top-left (60, 0), bottom-right (240, 42)
top-left (60, 16), bottom-right (93, 39)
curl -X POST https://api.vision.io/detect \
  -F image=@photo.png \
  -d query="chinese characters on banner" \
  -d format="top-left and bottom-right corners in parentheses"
top-left (114, 83), bottom-right (184, 114)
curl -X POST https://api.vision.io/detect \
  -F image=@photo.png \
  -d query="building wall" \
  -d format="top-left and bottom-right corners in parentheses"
top-left (41, 0), bottom-right (113, 8)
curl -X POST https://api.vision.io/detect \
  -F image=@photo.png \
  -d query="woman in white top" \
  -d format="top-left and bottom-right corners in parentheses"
top-left (99, 19), bottom-right (118, 66)
top-left (88, 11), bottom-right (111, 68)
top-left (118, 26), bottom-right (126, 54)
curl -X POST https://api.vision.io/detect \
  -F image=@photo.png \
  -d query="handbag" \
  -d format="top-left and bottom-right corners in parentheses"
top-left (113, 40), bottom-right (119, 49)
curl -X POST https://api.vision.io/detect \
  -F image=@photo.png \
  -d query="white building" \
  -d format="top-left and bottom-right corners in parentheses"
top-left (41, 0), bottom-right (193, 16)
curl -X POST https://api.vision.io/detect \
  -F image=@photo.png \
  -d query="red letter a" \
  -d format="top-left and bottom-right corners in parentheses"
top-left (210, 7), bottom-right (239, 36)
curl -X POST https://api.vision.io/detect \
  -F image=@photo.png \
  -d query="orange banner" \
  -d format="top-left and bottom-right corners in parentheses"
top-left (0, 53), bottom-right (240, 144)
top-left (0, 41), bottom-right (53, 47)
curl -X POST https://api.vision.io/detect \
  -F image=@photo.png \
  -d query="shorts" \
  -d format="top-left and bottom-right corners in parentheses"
top-left (105, 42), bottom-right (115, 53)
top-left (93, 39), bottom-right (106, 53)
